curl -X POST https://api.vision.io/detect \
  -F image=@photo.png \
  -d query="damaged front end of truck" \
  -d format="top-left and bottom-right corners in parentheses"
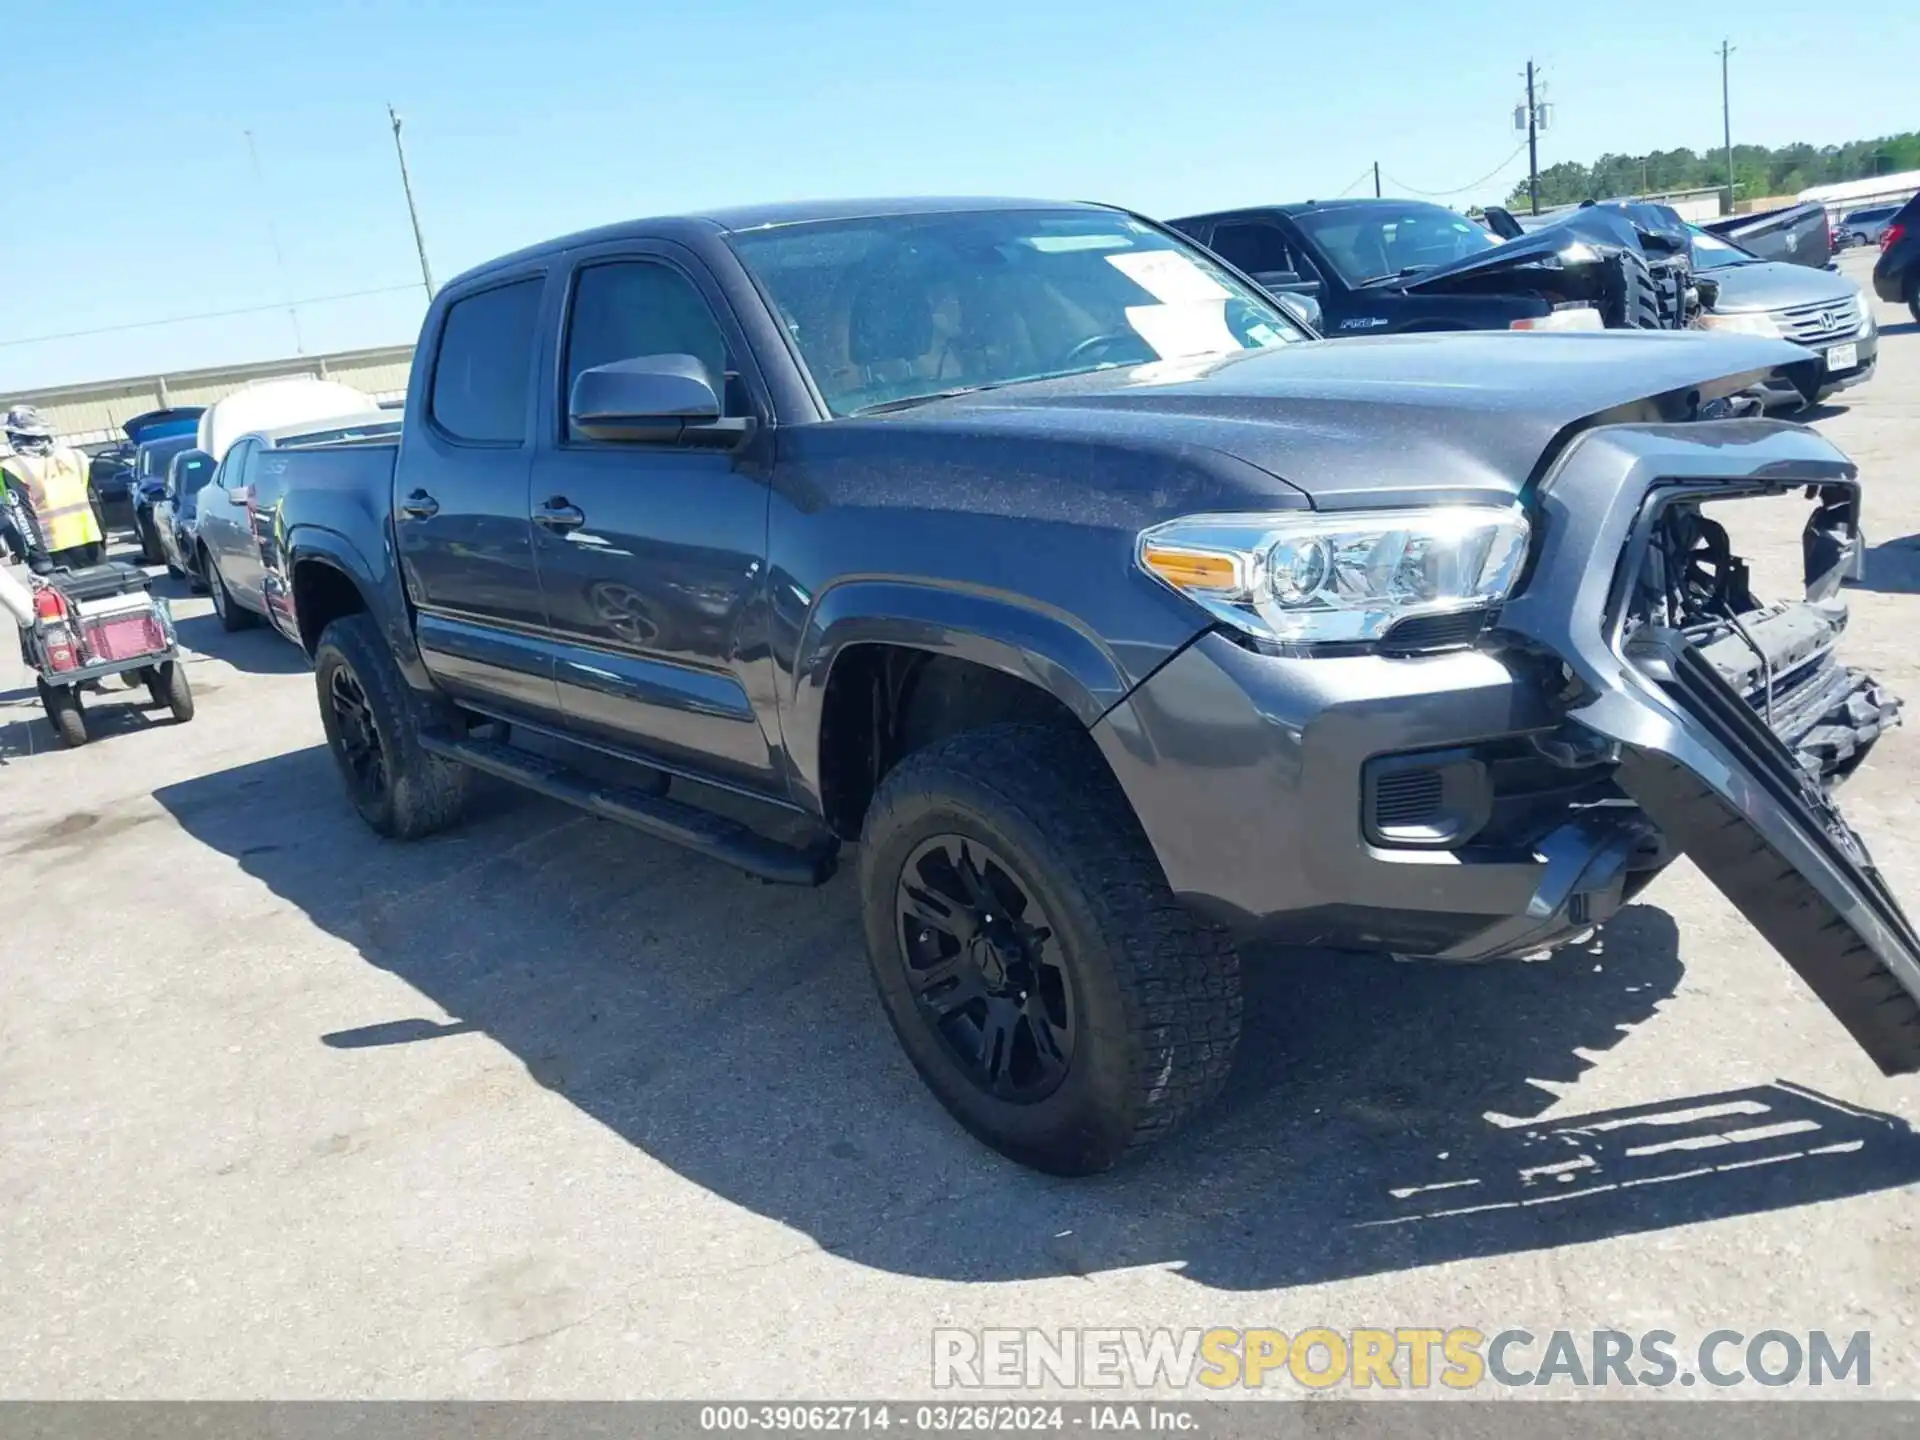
top-left (1496, 420), bottom-right (1920, 1076)
top-left (1417, 202), bottom-right (1703, 330)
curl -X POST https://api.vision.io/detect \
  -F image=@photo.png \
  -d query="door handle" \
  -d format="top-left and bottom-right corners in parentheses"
top-left (534, 497), bottom-right (586, 533)
top-left (401, 489), bottom-right (440, 519)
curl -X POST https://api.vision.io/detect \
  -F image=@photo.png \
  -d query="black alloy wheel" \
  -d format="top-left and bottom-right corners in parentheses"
top-left (896, 833), bottom-right (1075, 1102)
top-left (328, 663), bottom-right (388, 805)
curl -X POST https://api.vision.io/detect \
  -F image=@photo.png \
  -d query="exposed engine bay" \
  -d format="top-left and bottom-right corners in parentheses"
top-left (1622, 493), bottom-right (1902, 785)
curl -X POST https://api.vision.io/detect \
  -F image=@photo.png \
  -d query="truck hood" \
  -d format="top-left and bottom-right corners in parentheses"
top-left (876, 329), bottom-right (1815, 509)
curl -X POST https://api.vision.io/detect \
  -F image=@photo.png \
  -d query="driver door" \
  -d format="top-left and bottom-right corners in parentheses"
top-left (528, 246), bottom-right (781, 792)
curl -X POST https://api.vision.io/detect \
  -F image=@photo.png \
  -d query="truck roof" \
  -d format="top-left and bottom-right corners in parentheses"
top-left (1173, 198), bottom-right (1429, 224)
top-left (449, 196), bottom-right (1116, 289)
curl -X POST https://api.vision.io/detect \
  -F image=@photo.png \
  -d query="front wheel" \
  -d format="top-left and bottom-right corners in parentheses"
top-left (857, 724), bottom-right (1242, 1175)
top-left (37, 680), bottom-right (88, 748)
top-left (314, 613), bottom-right (473, 840)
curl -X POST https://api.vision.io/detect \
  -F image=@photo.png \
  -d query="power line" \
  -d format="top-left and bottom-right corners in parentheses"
top-left (1382, 141), bottom-right (1530, 199)
top-left (1331, 164), bottom-right (1379, 199)
top-left (0, 284), bottom-right (426, 349)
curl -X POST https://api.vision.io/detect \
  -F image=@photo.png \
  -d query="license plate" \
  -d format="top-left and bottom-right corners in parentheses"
top-left (1827, 342), bottom-right (1858, 372)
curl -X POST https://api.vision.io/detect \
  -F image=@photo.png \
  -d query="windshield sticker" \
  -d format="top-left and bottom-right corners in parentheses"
top-left (1106, 249), bottom-right (1233, 305)
top-left (1022, 234), bottom-right (1133, 252)
top-left (1125, 301), bottom-right (1240, 359)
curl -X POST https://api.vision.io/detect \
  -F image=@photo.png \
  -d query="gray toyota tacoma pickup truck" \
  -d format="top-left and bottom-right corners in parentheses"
top-left (263, 197), bottom-right (1919, 1175)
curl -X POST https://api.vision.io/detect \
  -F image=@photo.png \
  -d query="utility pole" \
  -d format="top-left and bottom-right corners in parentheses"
top-left (1525, 60), bottom-right (1540, 215)
top-left (389, 104), bottom-right (435, 299)
top-left (1373, 161), bottom-right (1381, 198)
top-left (242, 129), bottom-right (304, 354)
top-left (1719, 39), bottom-right (1736, 212)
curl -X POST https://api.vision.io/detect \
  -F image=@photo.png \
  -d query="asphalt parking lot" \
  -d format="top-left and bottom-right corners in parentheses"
top-left (3, 251), bottom-right (1918, 1400)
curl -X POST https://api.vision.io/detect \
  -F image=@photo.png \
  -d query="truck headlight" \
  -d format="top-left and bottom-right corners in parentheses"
top-left (1697, 309), bottom-right (1783, 338)
top-left (1137, 506), bottom-right (1530, 645)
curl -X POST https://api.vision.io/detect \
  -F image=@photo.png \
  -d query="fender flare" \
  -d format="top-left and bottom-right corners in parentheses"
top-left (782, 576), bottom-right (1132, 809)
top-left (284, 525), bottom-right (432, 690)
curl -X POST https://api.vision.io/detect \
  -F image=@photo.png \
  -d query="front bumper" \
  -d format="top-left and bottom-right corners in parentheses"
top-left (1754, 328), bottom-right (1878, 407)
top-left (1100, 420), bottom-right (1920, 1074)
top-left (1094, 637), bottom-right (1640, 960)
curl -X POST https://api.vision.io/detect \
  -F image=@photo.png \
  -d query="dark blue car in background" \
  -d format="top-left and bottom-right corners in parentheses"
top-left (120, 407), bottom-right (205, 559)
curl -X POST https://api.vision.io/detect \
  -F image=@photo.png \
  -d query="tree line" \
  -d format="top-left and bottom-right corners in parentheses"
top-left (1502, 132), bottom-right (1920, 209)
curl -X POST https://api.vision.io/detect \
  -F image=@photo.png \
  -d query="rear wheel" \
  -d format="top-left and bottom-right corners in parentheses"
top-left (206, 552), bottom-right (254, 631)
top-left (857, 723), bottom-right (1242, 1174)
top-left (1908, 275), bottom-right (1919, 326)
top-left (314, 613), bottom-right (473, 839)
top-left (38, 680), bottom-right (88, 748)
top-left (148, 661), bottom-right (194, 722)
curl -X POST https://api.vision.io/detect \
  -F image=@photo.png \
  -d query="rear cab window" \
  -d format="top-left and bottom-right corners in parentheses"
top-left (429, 277), bottom-right (545, 444)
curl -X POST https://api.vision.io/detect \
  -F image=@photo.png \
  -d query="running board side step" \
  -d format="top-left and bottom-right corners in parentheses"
top-left (418, 730), bottom-right (839, 887)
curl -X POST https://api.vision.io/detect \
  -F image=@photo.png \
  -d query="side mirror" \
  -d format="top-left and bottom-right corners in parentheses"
top-left (1273, 291), bottom-right (1324, 334)
top-left (568, 354), bottom-right (755, 448)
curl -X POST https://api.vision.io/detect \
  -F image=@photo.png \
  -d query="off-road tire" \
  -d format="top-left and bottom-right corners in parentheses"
top-left (314, 613), bottom-right (473, 840)
top-left (857, 723), bottom-right (1242, 1175)
top-left (149, 660), bottom-right (194, 723)
top-left (1651, 259), bottom-right (1690, 330)
top-left (206, 552), bottom-right (255, 632)
top-left (38, 680), bottom-right (88, 748)
top-left (1605, 249), bottom-right (1665, 330)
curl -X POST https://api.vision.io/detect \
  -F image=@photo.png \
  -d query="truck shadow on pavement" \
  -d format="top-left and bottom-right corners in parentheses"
top-left (171, 614), bottom-right (311, 674)
top-left (1851, 535), bottom-right (1920, 596)
top-left (155, 745), bottom-right (1920, 1292)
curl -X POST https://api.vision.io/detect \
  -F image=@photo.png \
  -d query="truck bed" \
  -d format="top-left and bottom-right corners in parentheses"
top-left (257, 437), bottom-right (399, 647)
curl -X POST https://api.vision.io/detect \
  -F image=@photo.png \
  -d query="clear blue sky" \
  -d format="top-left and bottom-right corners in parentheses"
top-left (4, 0), bottom-right (1910, 392)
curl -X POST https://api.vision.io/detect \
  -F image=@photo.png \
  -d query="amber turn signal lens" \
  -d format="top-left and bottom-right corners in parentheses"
top-left (1139, 544), bottom-right (1244, 595)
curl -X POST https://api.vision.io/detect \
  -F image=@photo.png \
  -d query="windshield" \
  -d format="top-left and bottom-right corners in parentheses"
top-left (137, 435), bottom-right (192, 479)
top-left (1688, 225), bottom-right (1758, 270)
top-left (728, 208), bottom-right (1305, 416)
top-left (1289, 202), bottom-right (1503, 285)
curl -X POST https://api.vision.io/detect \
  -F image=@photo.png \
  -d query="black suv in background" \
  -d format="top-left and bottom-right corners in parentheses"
top-left (1169, 200), bottom-right (1549, 336)
top-left (1872, 195), bottom-right (1920, 323)
top-left (1169, 198), bottom-right (1702, 337)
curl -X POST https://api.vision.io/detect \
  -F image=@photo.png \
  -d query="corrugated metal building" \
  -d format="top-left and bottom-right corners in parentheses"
top-left (6, 343), bottom-right (415, 450)
top-left (1799, 170), bottom-right (1920, 219)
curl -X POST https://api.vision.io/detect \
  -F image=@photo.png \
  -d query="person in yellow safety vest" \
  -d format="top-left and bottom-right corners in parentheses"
top-left (0, 404), bottom-right (104, 574)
